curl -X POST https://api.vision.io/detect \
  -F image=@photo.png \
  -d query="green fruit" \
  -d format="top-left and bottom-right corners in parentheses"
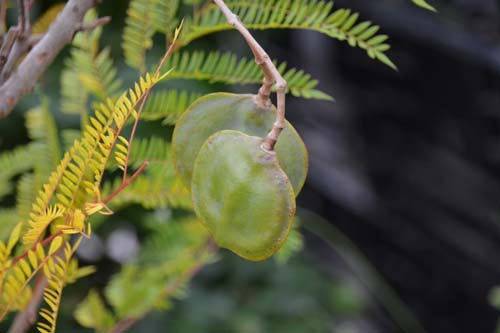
top-left (192, 130), bottom-right (296, 261)
top-left (172, 93), bottom-right (308, 195)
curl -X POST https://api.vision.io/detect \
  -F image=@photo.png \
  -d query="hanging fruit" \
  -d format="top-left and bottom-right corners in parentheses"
top-left (191, 130), bottom-right (296, 261)
top-left (172, 93), bottom-right (308, 195)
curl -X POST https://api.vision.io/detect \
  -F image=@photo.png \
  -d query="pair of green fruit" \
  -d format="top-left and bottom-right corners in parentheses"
top-left (172, 93), bottom-right (308, 261)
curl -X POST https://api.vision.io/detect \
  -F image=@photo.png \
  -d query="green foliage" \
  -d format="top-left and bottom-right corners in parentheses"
top-left (412, 0), bottom-right (436, 12)
top-left (73, 289), bottom-right (116, 331)
top-left (157, 254), bottom-right (365, 333)
top-left (123, 0), bottom-right (180, 72)
top-left (274, 220), bottom-right (304, 265)
top-left (141, 90), bottom-right (202, 124)
top-left (75, 217), bottom-right (216, 330)
top-left (102, 136), bottom-right (192, 209)
top-left (163, 51), bottom-right (332, 100)
top-left (0, 209), bottom-right (19, 240)
top-left (61, 10), bottom-right (122, 116)
top-left (0, 144), bottom-right (34, 199)
top-left (179, 0), bottom-right (396, 69)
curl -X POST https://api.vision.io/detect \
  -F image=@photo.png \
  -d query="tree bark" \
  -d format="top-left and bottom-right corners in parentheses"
top-left (0, 0), bottom-right (102, 118)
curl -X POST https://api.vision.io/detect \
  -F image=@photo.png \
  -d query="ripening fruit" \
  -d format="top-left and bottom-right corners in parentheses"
top-left (191, 130), bottom-right (296, 261)
top-left (172, 93), bottom-right (308, 195)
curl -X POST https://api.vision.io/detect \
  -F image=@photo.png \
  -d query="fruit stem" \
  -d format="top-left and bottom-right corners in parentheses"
top-left (213, 0), bottom-right (287, 151)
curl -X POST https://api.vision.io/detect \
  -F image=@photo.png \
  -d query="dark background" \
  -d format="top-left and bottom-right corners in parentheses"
top-left (279, 0), bottom-right (500, 332)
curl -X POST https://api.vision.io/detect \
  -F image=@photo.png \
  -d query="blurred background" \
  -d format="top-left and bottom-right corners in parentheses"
top-left (2, 0), bottom-right (500, 332)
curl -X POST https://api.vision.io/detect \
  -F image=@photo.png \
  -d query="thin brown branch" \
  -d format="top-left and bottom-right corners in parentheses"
top-left (0, 0), bottom-right (106, 118)
top-left (0, 33), bottom-right (42, 82)
top-left (17, 0), bottom-right (30, 36)
top-left (103, 162), bottom-right (150, 204)
top-left (8, 274), bottom-right (48, 333)
top-left (0, 0), bottom-right (7, 35)
top-left (212, 0), bottom-right (287, 151)
top-left (77, 16), bottom-right (111, 32)
top-left (9, 230), bottom-right (63, 267)
top-left (0, 27), bottom-right (20, 72)
top-left (122, 31), bottom-right (180, 181)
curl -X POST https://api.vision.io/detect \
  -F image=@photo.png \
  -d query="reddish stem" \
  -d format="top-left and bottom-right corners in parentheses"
top-left (104, 161), bottom-right (149, 204)
top-left (10, 230), bottom-right (63, 267)
top-left (122, 95), bottom-right (148, 182)
top-left (121, 30), bottom-right (179, 181)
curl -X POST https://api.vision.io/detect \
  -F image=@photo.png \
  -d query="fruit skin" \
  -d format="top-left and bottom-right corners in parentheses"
top-left (172, 93), bottom-right (308, 196)
top-left (191, 130), bottom-right (296, 262)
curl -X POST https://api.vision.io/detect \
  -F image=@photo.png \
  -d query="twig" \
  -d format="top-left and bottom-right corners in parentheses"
top-left (77, 16), bottom-right (111, 32)
top-left (213, 0), bottom-right (287, 151)
top-left (103, 162), bottom-right (150, 204)
top-left (0, 33), bottom-right (42, 82)
top-left (0, 27), bottom-right (20, 72)
top-left (0, 0), bottom-right (107, 118)
top-left (17, 0), bottom-right (30, 36)
top-left (95, 26), bottom-right (179, 190)
top-left (0, 0), bottom-right (6, 35)
top-left (121, 23), bottom-right (180, 181)
top-left (8, 274), bottom-right (48, 333)
top-left (10, 230), bottom-right (63, 267)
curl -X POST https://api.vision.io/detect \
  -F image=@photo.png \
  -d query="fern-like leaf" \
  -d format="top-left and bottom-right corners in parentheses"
top-left (0, 238), bottom-right (62, 320)
top-left (103, 137), bottom-right (191, 209)
top-left (0, 209), bottom-right (19, 240)
top-left (152, 0), bottom-right (180, 35)
top-left (61, 10), bottom-right (122, 115)
top-left (122, 0), bottom-right (170, 73)
top-left (16, 173), bottom-right (36, 222)
top-left (0, 144), bottom-right (35, 199)
top-left (23, 70), bottom-right (159, 248)
top-left (141, 89), bottom-right (202, 124)
top-left (26, 100), bottom-right (62, 184)
top-left (37, 240), bottom-right (77, 333)
top-left (114, 136), bottom-right (130, 171)
top-left (93, 218), bottom-right (214, 321)
top-left (162, 50), bottom-right (332, 100)
top-left (22, 205), bottom-right (65, 246)
top-left (21, 142), bottom-right (79, 247)
top-left (181, 0), bottom-right (395, 69)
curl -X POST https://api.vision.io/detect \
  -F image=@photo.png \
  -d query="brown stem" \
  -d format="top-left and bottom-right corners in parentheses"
top-left (0, 0), bottom-right (7, 35)
top-left (0, 27), bottom-right (20, 72)
top-left (10, 230), bottom-right (63, 267)
top-left (103, 162), bottom-right (149, 204)
top-left (95, 27), bottom-right (178, 190)
top-left (0, 0), bottom-right (105, 118)
top-left (121, 95), bottom-right (148, 183)
top-left (0, 33), bottom-right (42, 82)
top-left (77, 16), bottom-right (111, 32)
top-left (8, 274), bottom-right (48, 333)
top-left (122, 29), bottom-right (180, 181)
top-left (212, 0), bottom-right (287, 151)
top-left (17, 0), bottom-right (30, 36)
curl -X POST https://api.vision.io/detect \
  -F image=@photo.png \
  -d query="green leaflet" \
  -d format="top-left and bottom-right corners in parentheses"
top-left (162, 51), bottom-right (333, 100)
top-left (412, 0), bottom-right (437, 12)
top-left (180, 0), bottom-right (396, 69)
